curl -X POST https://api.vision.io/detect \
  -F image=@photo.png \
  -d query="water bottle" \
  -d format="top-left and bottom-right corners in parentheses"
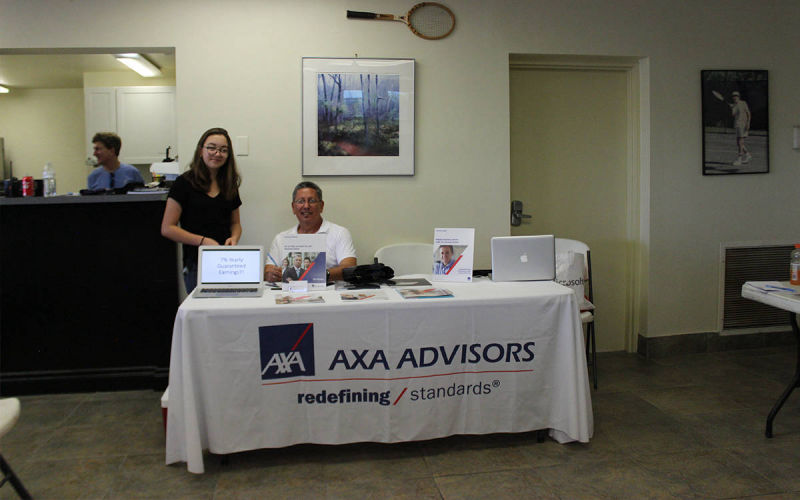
top-left (791, 244), bottom-right (800, 286)
top-left (43, 162), bottom-right (56, 197)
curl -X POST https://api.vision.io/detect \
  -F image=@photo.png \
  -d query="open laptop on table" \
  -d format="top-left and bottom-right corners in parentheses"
top-left (490, 235), bottom-right (555, 282)
top-left (193, 245), bottom-right (265, 298)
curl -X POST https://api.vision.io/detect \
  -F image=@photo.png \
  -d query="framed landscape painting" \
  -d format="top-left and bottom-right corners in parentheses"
top-left (302, 57), bottom-right (415, 176)
top-left (702, 70), bottom-right (769, 175)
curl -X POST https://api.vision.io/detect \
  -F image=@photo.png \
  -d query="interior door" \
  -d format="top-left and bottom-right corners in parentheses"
top-left (510, 66), bottom-right (630, 352)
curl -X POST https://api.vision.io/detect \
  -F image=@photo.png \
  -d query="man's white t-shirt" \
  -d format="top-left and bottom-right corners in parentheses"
top-left (269, 219), bottom-right (356, 269)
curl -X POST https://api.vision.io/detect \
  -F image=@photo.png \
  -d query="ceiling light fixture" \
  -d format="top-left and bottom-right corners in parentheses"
top-left (113, 53), bottom-right (162, 77)
top-left (0, 85), bottom-right (9, 93)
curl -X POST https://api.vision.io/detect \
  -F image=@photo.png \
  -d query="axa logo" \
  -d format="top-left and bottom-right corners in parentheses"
top-left (259, 323), bottom-right (315, 380)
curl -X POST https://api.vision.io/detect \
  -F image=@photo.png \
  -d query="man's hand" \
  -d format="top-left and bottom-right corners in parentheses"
top-left (264, 264), bottom-right (282, 282)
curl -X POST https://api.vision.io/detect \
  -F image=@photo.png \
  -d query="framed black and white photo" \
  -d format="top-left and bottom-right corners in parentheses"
top-left (702, 70), bottom-right (768, 175)
top-left (302, 57), bottom-right (415, 176)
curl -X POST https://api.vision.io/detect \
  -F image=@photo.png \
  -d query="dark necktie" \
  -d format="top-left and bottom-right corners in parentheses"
top-left (109, 171), bottom-right (115, 189)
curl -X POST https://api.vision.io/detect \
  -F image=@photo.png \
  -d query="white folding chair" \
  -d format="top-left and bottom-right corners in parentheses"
top-left (374, 243), bottom-right (434, 277)
top-left (555, 238), bottom-right (597, 389)
top-left (0, 398), bottom-right (32, 499)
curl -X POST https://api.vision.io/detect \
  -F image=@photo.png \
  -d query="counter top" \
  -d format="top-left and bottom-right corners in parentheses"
top-left (0, 192), bottom-right (168, 205)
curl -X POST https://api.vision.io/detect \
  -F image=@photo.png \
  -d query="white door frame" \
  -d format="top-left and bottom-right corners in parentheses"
top-left (509, 54), bottom-right (650, 352)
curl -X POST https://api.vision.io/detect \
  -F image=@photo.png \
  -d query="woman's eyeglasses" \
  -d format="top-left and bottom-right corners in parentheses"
top-left (204, 145), bottom-right (229, 155)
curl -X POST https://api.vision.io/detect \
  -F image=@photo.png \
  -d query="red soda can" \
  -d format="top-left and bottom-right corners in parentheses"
top-left (22, 176), bottom-right (34, 197)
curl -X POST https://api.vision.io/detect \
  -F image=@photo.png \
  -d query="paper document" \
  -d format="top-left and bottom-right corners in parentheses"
top-left (340, 291), bottom-right (389, 301)
top-left (744, 281), bottom-right (800, 294)
top-left (432, 228), bottom-right (475, 283)
top-left (396, 288), bottom-right (454, 299)
top-left (274, 294), bottom-right (325, 304)
top-left (278, 234), bottom-right (327, 290)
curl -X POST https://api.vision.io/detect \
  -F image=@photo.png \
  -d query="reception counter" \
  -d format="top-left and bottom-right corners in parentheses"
top-left (0, 193), bottom-right (179, 394)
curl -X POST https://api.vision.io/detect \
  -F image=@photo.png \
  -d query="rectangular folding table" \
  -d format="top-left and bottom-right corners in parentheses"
top-left (166, 278), bottom-right (594, 473)
top-left (741, 281), bottom-right (800, 437)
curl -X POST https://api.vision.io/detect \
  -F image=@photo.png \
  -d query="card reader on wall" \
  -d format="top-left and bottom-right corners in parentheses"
top-left (150, 162), bottom-right (181, 181)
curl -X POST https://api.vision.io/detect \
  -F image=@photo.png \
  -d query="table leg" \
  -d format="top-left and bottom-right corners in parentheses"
top-left (765, 312), bottom-right (800, 438)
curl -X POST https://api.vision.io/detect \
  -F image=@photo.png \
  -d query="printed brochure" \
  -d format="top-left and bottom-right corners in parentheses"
top-left (339, 290), bottom-right (389, 301)
top-left (278, 233), bottom-right (326, 290)
top-left (275, 294), bottom-right (326, 304)
top-left (432, 228), bottom-right (474, 282)
top-left (396, 288), bottom-right (454, 299)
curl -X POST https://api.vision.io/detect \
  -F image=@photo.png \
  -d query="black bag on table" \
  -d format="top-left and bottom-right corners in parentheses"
top-left (342, 263), bottom-right (395, 286)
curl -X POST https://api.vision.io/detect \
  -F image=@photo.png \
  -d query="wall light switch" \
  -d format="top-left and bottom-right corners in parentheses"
top-left (235, 136), bottom-right (249, 156)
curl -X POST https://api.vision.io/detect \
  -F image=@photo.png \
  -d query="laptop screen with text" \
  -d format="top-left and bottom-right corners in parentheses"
top-left (198, 247), bottom-right (263, 285)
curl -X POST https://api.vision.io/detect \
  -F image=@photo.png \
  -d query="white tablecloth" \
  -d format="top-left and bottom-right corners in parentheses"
top-left (166, 278), bottom-right (593, 473)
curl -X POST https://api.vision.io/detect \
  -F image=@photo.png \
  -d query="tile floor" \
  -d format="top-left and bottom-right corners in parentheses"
top-left (2, 346), bottom-right (799, 499)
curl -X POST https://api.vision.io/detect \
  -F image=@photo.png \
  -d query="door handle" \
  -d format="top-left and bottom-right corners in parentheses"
top-left (511, 200), bottom-right (532, 226)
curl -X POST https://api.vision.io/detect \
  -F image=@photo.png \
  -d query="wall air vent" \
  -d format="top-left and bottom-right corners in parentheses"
top-left (721, 243), bottom-right (794, 331)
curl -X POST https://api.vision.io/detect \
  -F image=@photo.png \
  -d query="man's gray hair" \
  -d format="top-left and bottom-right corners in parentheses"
top-left (292, 181), bottom-right (322, 202)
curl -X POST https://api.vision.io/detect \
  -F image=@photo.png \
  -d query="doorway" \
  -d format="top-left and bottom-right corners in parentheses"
top-left (509, 56), bottom-right (641, 352)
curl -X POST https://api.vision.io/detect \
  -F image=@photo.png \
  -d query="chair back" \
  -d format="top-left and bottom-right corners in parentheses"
top-left (374, 243), bottom-right (434, 276)
top-left (0, 398), bottom-right (20, 438)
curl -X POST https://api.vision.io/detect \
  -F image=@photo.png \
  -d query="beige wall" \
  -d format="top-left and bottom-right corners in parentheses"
top-left (0, 88), bottom-right (86, 193)
top-left (2, 0), bottom-right (799, 347)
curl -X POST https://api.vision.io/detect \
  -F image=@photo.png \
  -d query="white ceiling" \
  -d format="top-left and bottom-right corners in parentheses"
top-left (0, 52), bottom-right (175, 89)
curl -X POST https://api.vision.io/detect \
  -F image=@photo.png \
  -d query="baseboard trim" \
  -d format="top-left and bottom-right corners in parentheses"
top-left (0, 366), bottom-right (168, 396)
top-left (637, 330), bottom-right (795, 359)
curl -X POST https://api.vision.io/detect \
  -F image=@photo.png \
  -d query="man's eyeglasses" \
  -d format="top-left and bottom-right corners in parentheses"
top-left (204, 145), bottom-right (229, 155)
top-left (293, 198), bottom-right (320, 206)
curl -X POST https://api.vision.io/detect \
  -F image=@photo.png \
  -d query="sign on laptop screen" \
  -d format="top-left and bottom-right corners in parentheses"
top-left (200, 248), bottom-right (262, 284)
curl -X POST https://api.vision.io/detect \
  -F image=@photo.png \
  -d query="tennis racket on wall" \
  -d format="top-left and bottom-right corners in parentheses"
top-left (347, 2), bottom-right (456, 40)
top-left (712, 90), bottom-right (734, 107)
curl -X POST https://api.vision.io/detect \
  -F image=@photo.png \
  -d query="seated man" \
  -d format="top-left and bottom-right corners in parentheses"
top-left (265, 181), bottom-right (356, 282)
top-left (87, 132), bottom-right (145, 190)
top-left (433, 245), bottom-right (456, 275)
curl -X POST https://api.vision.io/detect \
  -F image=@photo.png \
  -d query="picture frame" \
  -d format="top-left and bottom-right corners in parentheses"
top-left (701, 70), bottom-right (769, 175)
top-left (302, 57), bottom-right (415, 176)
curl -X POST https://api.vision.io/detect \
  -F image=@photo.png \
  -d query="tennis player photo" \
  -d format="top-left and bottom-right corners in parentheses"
top-left (701, 70), bottom-right (769, 175)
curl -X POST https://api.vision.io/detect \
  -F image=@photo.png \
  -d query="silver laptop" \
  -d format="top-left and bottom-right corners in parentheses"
top-left (490, 235), bottom-right (555, 282)
top-left (193, 245), bottom-right (265, 298)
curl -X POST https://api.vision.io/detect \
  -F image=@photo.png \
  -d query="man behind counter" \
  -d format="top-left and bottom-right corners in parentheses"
top-left (87, 132), bottom-right (145, 190)
top-left (265, 181), bottom-right (356, 282)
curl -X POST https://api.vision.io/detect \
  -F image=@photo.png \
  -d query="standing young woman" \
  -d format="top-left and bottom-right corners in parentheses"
top-left (161, 127), bottom-right (242, 294)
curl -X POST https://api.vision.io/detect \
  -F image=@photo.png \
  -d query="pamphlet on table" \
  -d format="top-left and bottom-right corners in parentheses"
top-left (432, 228), bottom-right (474, 283)
top-left (340, 290), bottom-right (389, 301)
top-left (743, 281), bottom-right (800, 295)
top-left (396, 288), bottom-right (454, 299)
top-left (278, 234), bottom-right (326, 290)
top-left (274, 294), bottom-right (326, 304)
top-left (389, 277), bottom-right (432, 287)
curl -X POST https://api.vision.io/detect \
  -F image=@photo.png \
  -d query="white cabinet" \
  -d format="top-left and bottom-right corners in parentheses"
top-left (85, 86), bottom-right (176, 165)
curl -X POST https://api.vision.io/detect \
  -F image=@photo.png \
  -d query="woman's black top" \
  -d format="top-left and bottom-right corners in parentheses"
top-left (167, 172), bottom-right (242, 267)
